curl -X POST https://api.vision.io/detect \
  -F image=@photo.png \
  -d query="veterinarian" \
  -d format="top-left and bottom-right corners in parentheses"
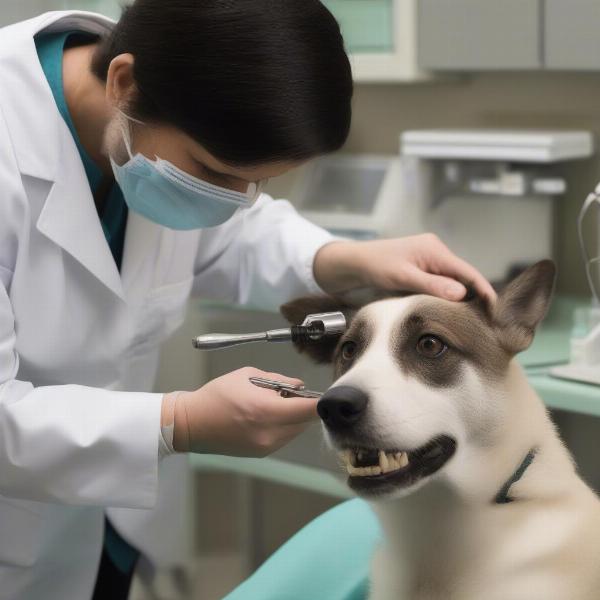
top-left (0, 2), bottom-right (495, 599)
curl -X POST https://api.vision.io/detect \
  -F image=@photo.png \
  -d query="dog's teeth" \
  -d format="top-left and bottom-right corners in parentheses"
top-left (345, 449), bottom-right (409, 477)
top-left (387, 453), bottom-right (399, 470)
top-left (379, 450), bottom-right (389, 473)
top-left (338, 449), bottom-right (358, 469)
top-left (348, 464), bottom-right (383, 477)
top-left (346, 449), bottom-right (354, 466)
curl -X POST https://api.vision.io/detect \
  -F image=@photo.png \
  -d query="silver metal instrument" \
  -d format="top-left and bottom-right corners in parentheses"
top-left (192, 311), bottom-right (346, 351)
top-left (248, 377), bottom-right (323, 399)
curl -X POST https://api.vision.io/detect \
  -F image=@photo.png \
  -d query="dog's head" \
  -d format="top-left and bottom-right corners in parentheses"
top-left (281, 260), bottom-right (556, 500)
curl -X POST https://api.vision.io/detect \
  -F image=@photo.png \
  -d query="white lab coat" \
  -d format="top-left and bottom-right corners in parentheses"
top-left (0, 11), bottom-right (334, 600)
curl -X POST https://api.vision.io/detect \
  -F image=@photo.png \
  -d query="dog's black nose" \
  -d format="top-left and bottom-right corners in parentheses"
top-left (317, 386), bottom-right (369, 430)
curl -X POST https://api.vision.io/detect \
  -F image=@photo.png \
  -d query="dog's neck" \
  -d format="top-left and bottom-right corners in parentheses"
top-left (371, 360), bottom-right (586, 571)
top-left (434, 359), bottom-right (582, 507)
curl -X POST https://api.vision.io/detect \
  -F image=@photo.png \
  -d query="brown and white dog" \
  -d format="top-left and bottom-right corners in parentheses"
top-left (281, 260), bottom-right (600, 600)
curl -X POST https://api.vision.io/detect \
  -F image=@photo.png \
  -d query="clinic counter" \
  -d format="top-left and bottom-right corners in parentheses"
top-left (189, 295), bottom-right (599, 499)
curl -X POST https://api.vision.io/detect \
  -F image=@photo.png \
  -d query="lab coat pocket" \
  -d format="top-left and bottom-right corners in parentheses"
top-left (0, 496), bottom-right (44, 567)
top-left (129, 277), bottom-right (194, 357)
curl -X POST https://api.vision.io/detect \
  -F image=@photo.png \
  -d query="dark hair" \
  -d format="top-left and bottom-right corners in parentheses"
top-left (92, 0), bottom-right (353, 166)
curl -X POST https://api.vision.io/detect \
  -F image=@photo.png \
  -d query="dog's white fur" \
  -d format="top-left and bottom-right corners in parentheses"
top-left (326, 296), bottom-right (600, 600)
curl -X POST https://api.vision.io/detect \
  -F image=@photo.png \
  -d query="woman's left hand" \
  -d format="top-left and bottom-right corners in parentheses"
top-left (313, 234), bottom-right (496, 302)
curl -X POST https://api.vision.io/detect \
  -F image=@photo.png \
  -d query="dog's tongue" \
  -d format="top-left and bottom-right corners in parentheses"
top-left (355, 448), bottom-right (380, 468)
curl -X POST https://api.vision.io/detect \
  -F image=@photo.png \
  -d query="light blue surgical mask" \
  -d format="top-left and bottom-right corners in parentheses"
top-left (110, 113), bottom-right (264, 230)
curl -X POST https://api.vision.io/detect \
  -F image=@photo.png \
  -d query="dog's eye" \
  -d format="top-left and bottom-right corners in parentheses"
top-left (341, 341), bottom-right (357, 361)
top-left (416, 335), bottom-right (447, 358)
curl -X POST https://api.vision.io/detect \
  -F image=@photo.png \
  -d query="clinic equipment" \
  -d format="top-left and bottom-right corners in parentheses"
top-left (292, 130), bottom-right (594, 283)
top-left (551, 183), bottom-right (600, 386)
top-left (291, 154), bottom-right (404, 240)
top-left (249, 377), bottom-right (323, 399)
top-left (192, 311), bottom-right (346, 350)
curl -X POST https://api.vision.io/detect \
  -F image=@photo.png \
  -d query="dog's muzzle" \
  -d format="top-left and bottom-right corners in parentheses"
top-left (318, 386), bottom-right (457, 498)
top-left (317, 386), bottom-right (369, 431)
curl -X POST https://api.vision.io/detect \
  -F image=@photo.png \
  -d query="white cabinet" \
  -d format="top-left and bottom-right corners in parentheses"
top-left (323, 0), bottom-right (429, 83)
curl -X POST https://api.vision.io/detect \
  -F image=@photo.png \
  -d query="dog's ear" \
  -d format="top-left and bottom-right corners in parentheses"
top-left (490, 260), bottom-right (556, 354)
top-left (280, 295), bottom-right (357, 364)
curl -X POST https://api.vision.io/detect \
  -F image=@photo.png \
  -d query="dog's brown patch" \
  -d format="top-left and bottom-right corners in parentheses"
top-left (332, 315), bottom-right (375, 378)
top-left (391, 299), bottom-right (511, 388)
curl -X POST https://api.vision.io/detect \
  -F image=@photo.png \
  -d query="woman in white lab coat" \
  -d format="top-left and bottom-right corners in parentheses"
top-left (0, 3), bottom-right (495, 599)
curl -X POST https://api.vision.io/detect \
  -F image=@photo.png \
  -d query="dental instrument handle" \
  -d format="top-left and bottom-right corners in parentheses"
top-left (193, 332), bottom-right (271, 350)
top-left (192, 327), bottom-right (317, 350)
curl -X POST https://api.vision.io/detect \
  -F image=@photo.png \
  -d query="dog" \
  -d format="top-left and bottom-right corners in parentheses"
top-left (281, 260), bottom-right (600, 600)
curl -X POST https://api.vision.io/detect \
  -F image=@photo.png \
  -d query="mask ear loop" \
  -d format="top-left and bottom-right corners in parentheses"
top-left (117, 109), bottom-right (146, 161)
top-left (247, 178), bottom-right (269, 202)
top-left (578, 190), bottom-right (600, 304)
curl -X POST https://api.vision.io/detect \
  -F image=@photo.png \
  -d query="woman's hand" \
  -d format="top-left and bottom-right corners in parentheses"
top-left (166, 367), bottom-right (318, 457)
top-left (313, 234), bottom-right (496, 302)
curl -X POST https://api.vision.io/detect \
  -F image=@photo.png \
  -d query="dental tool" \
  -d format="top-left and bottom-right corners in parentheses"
top-left (192, 311), bottom-right (346, 351)
top-left (248, 377), bottom-right (323, 399)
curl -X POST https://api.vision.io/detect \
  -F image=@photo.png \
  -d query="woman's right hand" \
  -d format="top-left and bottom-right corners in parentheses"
top-left (166, 367), bottom-right (320, 458)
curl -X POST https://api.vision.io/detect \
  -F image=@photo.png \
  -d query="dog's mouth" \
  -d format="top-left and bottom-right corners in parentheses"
top-left (336, 435), bottom-right (457, 496)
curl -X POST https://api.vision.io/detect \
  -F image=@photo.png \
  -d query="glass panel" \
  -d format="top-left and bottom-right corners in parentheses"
top-left (322, 0), bottom-right (394, 54)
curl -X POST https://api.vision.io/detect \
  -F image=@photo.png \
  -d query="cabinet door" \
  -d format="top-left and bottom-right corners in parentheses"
top-left (418, 0), bottom-right (542, 70)
top-left (545, 0), bottom-right (600, 70)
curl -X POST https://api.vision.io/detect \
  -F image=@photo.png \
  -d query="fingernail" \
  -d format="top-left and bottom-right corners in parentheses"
top-left (445, 283), bottom-right (465, 299)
